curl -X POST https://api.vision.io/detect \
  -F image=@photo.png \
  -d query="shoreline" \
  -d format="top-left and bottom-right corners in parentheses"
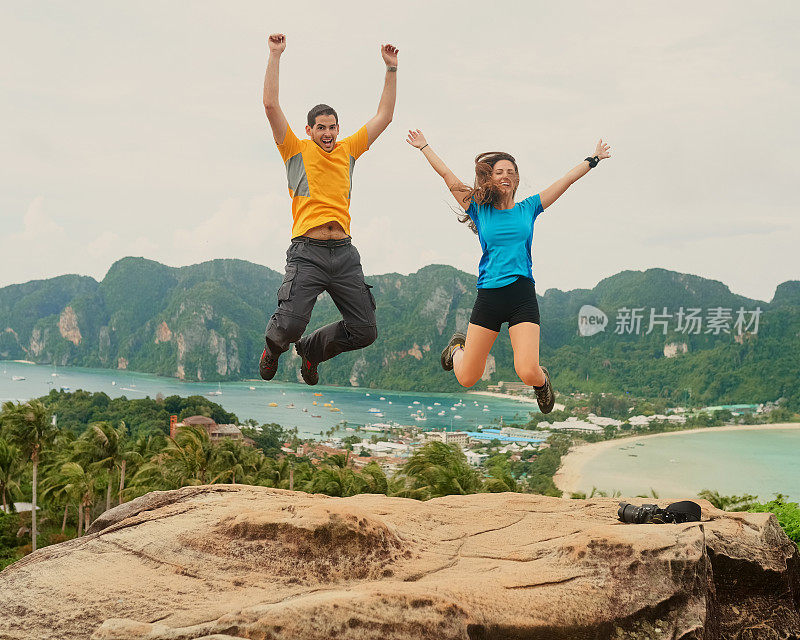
top-left (553, 423), bottom-right (800, 495)
top-left (467, 390), bottom-right (566, 411)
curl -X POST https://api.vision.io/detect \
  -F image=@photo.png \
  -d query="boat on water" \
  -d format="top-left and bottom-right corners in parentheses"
top-left (367, 408), bottom-right (381, 413)
top-left (313, 393), bottom-right (323, 397)
top-left (311, 414), bottom-right (322, 418)
top-left (249, 386), bottom-right (256, 390)
top-left (207, 383), bottom-right (223, 397)
top-left (312, 401), bottom-right (318, 405)
top-left (11, 376), bottom-right (26, 381)
top-left (268, 402), bottom-right (278, 407)
top-left (454, 415), bottom-right (462, 419)
top-left (482, 408), bottom-right (490, 412)
top-left (302, 408), bottom-right (308, 412)
top-left (286, 403), bottom-right (295, 409)
top-left (438, 411), bottom-right (446, 416)
top-left (323, 402), bottom-right (332, 407)
top-left (379, 397), bottom-right (386, 400)
top-left (434, 402), bottom-right (441, 406)
top-left (412, 401), bottom-right (420, 405)
top-left (330, 407), bottom-right (341, 412)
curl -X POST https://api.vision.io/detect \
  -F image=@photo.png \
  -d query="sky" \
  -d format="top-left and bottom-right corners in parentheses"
top-left (1, 1), bottom-right (798, 302)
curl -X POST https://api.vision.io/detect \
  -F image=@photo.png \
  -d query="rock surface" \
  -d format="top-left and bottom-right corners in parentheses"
top-left (1, 486), bottom-right (798, 640)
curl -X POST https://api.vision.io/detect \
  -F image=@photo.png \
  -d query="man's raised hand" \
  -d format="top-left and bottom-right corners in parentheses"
top-left (268, 33), bottom-right (286, 54)
top-left (381, 44), bottom-right (399, 67)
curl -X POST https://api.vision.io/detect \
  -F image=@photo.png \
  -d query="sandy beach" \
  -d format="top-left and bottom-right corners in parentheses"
top-left (553, 423), bottom-right (800, 495)
top-left (467, 390), bottom-right (566, 411)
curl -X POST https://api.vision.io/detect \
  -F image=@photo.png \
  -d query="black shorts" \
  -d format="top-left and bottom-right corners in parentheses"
top-left (469, 276), bottom-right (540, 332)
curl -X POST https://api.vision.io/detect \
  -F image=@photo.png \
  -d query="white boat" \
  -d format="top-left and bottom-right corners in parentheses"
top-left (207, 383), bottom-right (223, 397)
top-left (11, 376), bottom-right (25, 381)
top-left (412, 401), bottom-right (420, 405)
top-left (438, 411), bottom-right (446, 416)
top-left (427, 406), bottom-right (433, 410)
top-left (286, 403), bottom-right (295, 409)
top-left (379, 396), bottom-right (386, 400)
top-left (483, 408), bottom-right (490, 412)
top-left (249, 386), bottom-right (256, 390)
top-left (367, 408), bottom-right (382, 413)
top-left (454, 415), bottom-right (462, 419)
top-left (434, 402), bottom-right (441, 406)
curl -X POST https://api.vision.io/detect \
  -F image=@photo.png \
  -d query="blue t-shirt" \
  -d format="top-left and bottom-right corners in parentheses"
top-left (466, 194), bottom-right (544, 289)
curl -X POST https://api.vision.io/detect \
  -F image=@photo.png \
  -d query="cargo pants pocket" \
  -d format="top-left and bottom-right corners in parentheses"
top-left (277, 263), bottom-right (298, 303)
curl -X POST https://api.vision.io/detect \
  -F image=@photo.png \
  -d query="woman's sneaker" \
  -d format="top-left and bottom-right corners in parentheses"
top-left (440, 332), bottom-right (467, 371)
top-left (295, 342), bottom-right (319, 386)
top-left (534, 366), bottom-right (555, 414)
top-left (259, 348), bottom-right (280, 381)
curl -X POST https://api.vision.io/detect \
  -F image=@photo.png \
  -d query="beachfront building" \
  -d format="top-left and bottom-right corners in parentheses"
top-left (586, 414), bottom-right (623, 429)
top-left (465, 451), bottom-right (489, 467)
top-left (545, 418), bottom-right (604, 434)
top-left (175, 415), bottom-right (252, 444)
top-left (468, 429), bottom-right (546, 446)
top-left (423, 431), bottom-right (472, 447)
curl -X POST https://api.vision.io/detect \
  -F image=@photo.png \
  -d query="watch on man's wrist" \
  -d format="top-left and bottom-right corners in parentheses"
top-left (585, 156), bottom-right (599, 168)
top-left (386, 65), bottom-right (398, 72)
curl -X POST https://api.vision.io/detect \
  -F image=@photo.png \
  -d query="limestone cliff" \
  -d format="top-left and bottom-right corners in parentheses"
top-left (0, 486), bottom-right (798, 639)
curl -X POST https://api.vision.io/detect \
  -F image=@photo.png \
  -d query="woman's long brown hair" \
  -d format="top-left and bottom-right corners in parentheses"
top-left (455, 152), bottom-right (519, 233)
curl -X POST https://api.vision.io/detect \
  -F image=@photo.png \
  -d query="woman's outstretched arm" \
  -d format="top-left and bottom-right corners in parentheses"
top-left (406, 129), bottom-right (472, 210)
top-left (539, 139), bottom-right (611, 210)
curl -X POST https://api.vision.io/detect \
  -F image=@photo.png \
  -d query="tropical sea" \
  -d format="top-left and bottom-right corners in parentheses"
top-left (0, 360), bottom-right (536, 438)
top-left (562, 427), bottom-right (800, 502)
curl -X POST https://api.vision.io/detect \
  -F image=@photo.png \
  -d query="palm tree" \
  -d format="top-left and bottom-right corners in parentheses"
top-left (56, 462), bottom-right (103, 536)
top-left (76, 421), bottom-right (135, 511)
top-left (133, 425), bottom-right (226, 490)
top-left (397, 441), bottom-right (483, 500)
top-left (0, 400), bottom-right (57, 552)
top-left (0, 438), bottom-right (22, 513)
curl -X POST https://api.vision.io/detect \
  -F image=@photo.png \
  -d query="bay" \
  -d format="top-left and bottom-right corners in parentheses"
top-left (578, 428), bottom-right (800, 502)
top-left (0, 361), bottom-right (537, 438)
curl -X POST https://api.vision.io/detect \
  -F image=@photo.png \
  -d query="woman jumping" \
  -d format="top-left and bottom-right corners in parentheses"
top-left (406, 130), bottom-right (611, 414)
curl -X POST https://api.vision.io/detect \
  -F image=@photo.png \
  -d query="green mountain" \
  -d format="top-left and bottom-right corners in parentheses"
top-left (0, 259), bottom-right (797, 409)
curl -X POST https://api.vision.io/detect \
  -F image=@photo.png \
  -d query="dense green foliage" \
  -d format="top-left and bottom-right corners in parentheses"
top-left (38, 389), bottom-right (238, 437)
top-left (748, 495), bottom-right (800, 545)
top-left (0, 259), bottom-right (797, 408)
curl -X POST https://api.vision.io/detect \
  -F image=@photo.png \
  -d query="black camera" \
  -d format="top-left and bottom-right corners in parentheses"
top-left (618, 500), bottom-right (701, 524)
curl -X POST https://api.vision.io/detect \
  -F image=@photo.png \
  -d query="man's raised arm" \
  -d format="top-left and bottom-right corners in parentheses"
top-left (263, 33), bottom-right (289, 144)
top-left (365, 44), bottom-right (399, 146)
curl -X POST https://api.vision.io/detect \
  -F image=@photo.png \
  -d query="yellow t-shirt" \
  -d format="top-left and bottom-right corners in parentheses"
top-left (276, 125), bottom-right (370, 238)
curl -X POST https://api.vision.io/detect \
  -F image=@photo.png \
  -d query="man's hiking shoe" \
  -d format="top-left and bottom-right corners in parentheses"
top-left (259, 348), bottom-right (280, 381)
top-left (535, 366), bottom-right (555, 414)
top-left (440, 332), bottom-right (467, 371)
top-left (295, 342), bottom-right (319, 386)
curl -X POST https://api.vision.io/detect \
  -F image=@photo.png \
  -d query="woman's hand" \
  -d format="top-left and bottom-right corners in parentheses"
top-left (406, 129), bottom-right (428, 149)
top-left (594, 139), bottom-right (611, 160)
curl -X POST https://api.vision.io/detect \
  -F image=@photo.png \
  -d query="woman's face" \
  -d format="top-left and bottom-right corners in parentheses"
top-left (490, 159), bottom-right (519, 196)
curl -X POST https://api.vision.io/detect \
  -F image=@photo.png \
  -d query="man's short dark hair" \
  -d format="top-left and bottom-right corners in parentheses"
top-left (307, 104), bottom-right (338, 128)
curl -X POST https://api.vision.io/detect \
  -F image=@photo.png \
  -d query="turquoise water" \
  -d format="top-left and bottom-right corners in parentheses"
top-left (578, 428), bottom-right (800, 502)
top-left (0, 361), bottom-right (536, 438)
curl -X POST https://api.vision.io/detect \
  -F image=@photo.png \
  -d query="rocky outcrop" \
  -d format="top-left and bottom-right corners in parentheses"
top-left (58, 306), bottom-right (82, 345)
top-left (1, 487), bottom-right (798, 640)
top-left (155, 320), bottom-right (172, 344)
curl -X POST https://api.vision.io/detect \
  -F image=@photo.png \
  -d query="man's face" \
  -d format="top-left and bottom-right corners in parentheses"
top-left (305, 114), bottom-right (339, 152)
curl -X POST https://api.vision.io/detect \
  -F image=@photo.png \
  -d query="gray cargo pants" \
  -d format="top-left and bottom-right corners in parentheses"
top-left (265, 237), bottom-right (377, 364)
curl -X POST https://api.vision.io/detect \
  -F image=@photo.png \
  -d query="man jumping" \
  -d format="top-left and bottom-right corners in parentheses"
top-left (259, 33), bottom-right (398, 385)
